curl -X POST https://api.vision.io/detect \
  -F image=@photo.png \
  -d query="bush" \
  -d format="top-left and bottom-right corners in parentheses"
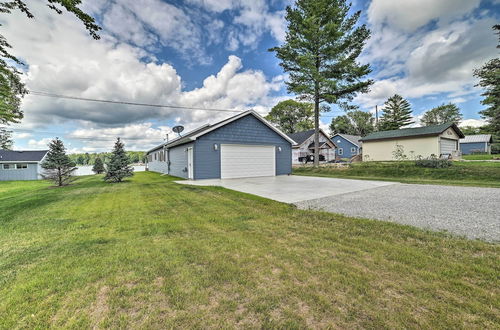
top-left (415, 156), bottom-right (452, 168)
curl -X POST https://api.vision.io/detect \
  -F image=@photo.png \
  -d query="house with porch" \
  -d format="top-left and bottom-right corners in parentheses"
top-left (287, 129), bottom-right (336, 164)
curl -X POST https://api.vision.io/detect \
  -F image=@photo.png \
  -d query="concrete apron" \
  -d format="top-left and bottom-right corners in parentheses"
top-left (175, 175), bottom-right (397, 203)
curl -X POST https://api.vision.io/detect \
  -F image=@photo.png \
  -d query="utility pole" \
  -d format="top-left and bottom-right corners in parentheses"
top-left (375, 105), bottom-right (379, 129)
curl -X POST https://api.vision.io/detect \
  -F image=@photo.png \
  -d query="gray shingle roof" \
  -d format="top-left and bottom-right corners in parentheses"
top-left (0, 150), bottom-right (48, 162)
top-left (459, 134), bottom-right (492, 143)
top-left (286, 129), bottom-right (315, 145)
top-left (332, 134), bottom-right (362, 147)
top-left (360, 123), bottom-right (464, 142)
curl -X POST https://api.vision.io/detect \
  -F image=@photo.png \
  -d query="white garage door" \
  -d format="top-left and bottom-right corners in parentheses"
top-left (220, 144), bottom-right (275, 179)
top-left (440, 138), bottom-right (457, 155)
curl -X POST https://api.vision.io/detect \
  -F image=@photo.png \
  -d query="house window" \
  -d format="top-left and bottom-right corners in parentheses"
top-left (16, 164), bottom-right (28, 169)
top-left (3, 164), bottom-right (14, 170)
top-left (351, 147), bottom-right (356, 154)
top-left (154, 153), bottom-right (157, 161)
top-left (338, 148), bottom-right (343, 155)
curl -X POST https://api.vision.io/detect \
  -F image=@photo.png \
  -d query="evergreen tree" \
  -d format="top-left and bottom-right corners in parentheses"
top-left (421, 103), bottom-right (462, 126)
top-left (0, 128), bottom-right (13, 149)
top-left (270, 0), bottom-right (372, 165)
top-left (41, 138), bottom-right (76, 186)
top-left (92, 157), bottom-right (105, 174)
top-left (378, 94), bottom-right (414, 131)
top-left (473, 25), bottom-right (500, 135)
top-left (104, 138), bottom-right (133, 183)
top-left (265, 99), bottom-right (314, 134)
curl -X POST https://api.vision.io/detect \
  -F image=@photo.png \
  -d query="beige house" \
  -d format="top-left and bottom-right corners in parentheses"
top-left (361, 123), bottom-right (465, 161)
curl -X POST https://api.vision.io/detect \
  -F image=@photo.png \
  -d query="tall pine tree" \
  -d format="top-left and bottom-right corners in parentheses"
top-left (92, 157), bottom-right (105, 174)
top-left (378, 94), bottom-right (414, 131)
top-left (41, 138), bottom-right (77, 186)
top-left (104, 138), bottom-right (133, 183)
top-left (270, 0), bottom-right (372, 166)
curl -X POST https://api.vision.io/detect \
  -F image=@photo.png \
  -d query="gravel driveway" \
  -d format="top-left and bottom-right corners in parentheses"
top-left (295, 184), bottom-right (500, 242)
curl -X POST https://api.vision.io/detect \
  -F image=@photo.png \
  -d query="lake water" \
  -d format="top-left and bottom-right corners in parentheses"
top-left (74, 165), bottom-right (146, 176)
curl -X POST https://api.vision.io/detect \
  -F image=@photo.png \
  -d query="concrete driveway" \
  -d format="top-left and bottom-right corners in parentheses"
top-left (176, 175), bottom-right (396, 203)
top-left (177, 175), bottom-right (500, 242)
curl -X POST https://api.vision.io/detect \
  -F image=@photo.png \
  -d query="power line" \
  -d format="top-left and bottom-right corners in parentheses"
top-left (27, 90), bottom-right (346, 116)
top-left (28, 91), bottom-right (245, 113)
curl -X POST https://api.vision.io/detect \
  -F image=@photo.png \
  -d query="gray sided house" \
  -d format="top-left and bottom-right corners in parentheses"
top-left (459, 135), bottom-right (493, 154)
top-left (331, 134), bottom-right (362, 159)
top-left (146, 110), bottom-right (295, 180)
top-left (0, 150), bottom-right (48, 181)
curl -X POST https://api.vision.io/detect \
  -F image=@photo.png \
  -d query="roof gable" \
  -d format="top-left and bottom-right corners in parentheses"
top-left (332, 134), bottom-right (362, 147)
top-left (287, 129), bottom-right (336, 148)
top-left (361, 123), bottom-right (464, 142)
top-left (147, 110), bottom-right (295, 153)
top-left (190, 111), bottom-right (296, 144)
top-left (0, 150), bottom-right (48, 162)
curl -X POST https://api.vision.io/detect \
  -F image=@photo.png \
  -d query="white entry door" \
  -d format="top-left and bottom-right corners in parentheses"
top-left (187, 147), bottom-right (194, 179)
top-left (220, 144), bottom-right (275, 179)
top-left (440, 138), bottom-right (457, 155)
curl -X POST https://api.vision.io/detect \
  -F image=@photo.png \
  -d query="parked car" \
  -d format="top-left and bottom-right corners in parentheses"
top-left (299, 154), bottom-right (325, 163)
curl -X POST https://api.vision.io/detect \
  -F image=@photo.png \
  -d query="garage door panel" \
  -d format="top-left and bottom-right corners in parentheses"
top-left (440, 139), bottom-right (457, 155)
top-left (221, 144), bottom-right (275, 179)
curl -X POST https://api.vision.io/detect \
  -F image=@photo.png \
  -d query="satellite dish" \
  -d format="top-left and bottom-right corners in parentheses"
top-left (172, 125), bottom-right (184, 137)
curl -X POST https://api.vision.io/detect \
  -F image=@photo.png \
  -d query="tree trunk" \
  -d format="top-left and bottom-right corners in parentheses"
top-left (314, 54), bottom-right (320, 167)
top-left (314, 84), bottom-right (320, 167)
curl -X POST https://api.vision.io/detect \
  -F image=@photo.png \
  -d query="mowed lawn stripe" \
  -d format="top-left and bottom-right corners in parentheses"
top-left (0, 172), bottom-right (498, 328)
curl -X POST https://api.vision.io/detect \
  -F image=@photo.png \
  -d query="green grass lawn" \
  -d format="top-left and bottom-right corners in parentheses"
top-left (294, 161), bottom-right (500, 187)
top-left (1, 173), bottom-right (499, 328)
top-left (463, 154), bottom-right (499, 160)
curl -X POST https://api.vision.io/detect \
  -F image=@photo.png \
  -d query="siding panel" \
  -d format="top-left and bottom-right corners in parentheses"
top-left (148, 149), bottom-right (169, 174)
top-left (0, 163), bottom-right (39, 181)
top-left (194, 114), bottom-right (291, 179)
top-left (460, 142), bottom-right (488, 155)
top-left (332, 135), bottom-right (360, 159)
top-left (169, 143), bottom-right (192, 179)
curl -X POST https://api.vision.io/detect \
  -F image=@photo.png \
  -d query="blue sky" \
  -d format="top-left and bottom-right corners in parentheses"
top-left (2, 0), bottom-right (499, 152)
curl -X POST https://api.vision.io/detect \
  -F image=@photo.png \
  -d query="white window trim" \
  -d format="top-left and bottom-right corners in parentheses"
top-left (2, 163), bottom-right (28, 170)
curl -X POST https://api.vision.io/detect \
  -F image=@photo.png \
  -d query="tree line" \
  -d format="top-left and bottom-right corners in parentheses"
top-left (69, 151), bottom-right (145, 166)
top-left (267, 96), bottom-right (463, 135)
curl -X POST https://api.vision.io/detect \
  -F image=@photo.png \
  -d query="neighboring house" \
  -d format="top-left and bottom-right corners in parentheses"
top-left (459, 134), bottom-right (492, 154)
top-left (0, 150), bottom-right (48, 181)
top-left (287, 129), bottom-right (336, 164)
top-left (331, 134), bottom-right (361, 159)
top-left (146, 110), bottom-right (295, 180)
top-left (361, 123), bottom-right (465, 161)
